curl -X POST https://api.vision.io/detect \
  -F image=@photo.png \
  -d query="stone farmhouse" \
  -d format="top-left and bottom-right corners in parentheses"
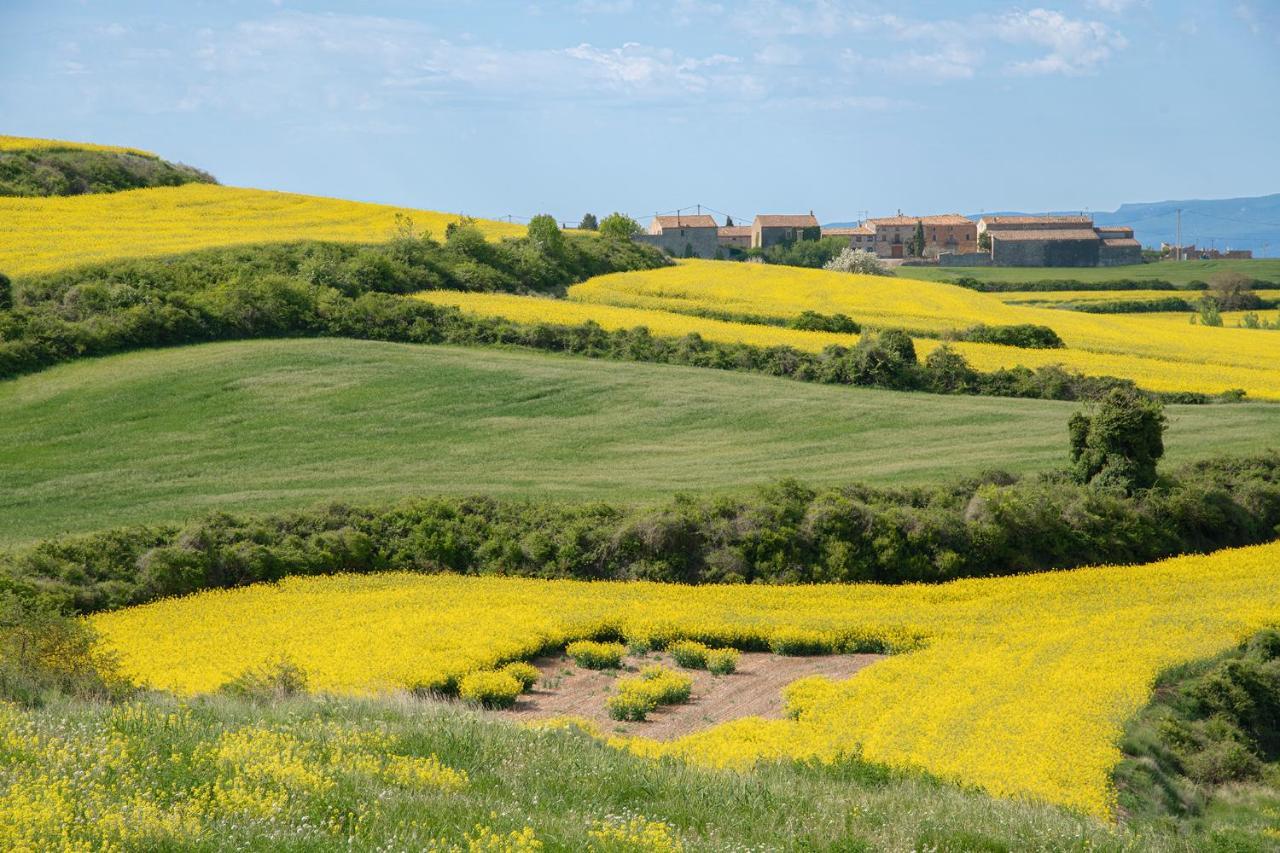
top-left (860, 214), bottom-right (977, 259)
top-left (820, 225), bottom-right (875, 252)
top-left (717, 225), bottom-right (753, 251)
top-left (752, 213), bottom-right (820, 249)
top-left (976, 216), bottom-right (1142, 267)
top-left (634, 213), bottom-right (720, 258)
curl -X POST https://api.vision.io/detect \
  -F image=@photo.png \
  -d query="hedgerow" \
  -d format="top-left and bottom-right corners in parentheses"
top-left (4, 452), bottom-right (1277, 616)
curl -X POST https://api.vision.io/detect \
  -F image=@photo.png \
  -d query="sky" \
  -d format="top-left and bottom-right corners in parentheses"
top-left (2, 0), bottom-right (1278, 226)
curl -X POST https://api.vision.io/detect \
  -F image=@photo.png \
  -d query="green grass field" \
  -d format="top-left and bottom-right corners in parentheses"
top-left (898, 259), bottom-right (1280, 286)
top-left (2, 338), bottom-right (1277, 546)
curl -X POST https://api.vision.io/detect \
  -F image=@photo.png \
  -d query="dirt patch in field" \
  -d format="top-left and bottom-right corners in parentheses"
top-left (492, 651), bottom-right (884, 741)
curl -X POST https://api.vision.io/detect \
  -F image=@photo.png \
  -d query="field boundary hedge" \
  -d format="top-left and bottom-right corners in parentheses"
top-left (5, 453), bottom-right (1277, 615)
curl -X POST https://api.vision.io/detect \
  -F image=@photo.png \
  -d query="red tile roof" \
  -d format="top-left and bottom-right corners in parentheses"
top-left (987, 228), bottom-right (1101, 242)
top-left (868, 214), bottom-right (973, 227)
top-left (822, 226), bottom-right (873, 236)
top-left (980, 215), bottom-right (1093, 226)
top-left (754, 214), bottom-right (819, 228)
top-left (718, 226), bottom-right (752, 237)
top-left (1102, 237), bottom-right (1141, 248)
top-left (651, 214), bottom-right (718, 231)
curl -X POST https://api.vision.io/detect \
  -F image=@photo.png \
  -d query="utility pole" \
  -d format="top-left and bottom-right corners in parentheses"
top-left (1176, 208), bottom-right (1182, 262)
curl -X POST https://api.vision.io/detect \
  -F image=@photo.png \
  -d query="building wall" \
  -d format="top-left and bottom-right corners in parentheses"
top-left (755, 225), bottom-right (818, 249)
top-left (991, 238), bottom-right (1101, 267)
top-left (1099, 244), bottom-right (1143, 266)
top-left (634, 227), bottom-right (720, 259)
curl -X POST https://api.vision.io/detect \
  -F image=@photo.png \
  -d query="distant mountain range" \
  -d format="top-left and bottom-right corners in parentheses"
top-left (828, 193), bottom-right (1280, 257)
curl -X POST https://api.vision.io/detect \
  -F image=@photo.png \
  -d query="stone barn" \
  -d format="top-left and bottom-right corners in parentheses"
top-left (752, 213), bottom-right (820, 249)
top-left (634, 214), bottom-right (720, 258)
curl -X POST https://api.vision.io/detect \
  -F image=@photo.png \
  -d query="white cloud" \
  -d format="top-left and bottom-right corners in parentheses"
top-left (843, 45), bottom-right (982, 81)
top-left (732, 0), bottom-right (875, 38)
top-left (996, 8), bottom-right (1127, 75)
top-left (1086, 0), bottom-right (1144, 13)
top-left (1234, 3), bottom-right (1261, 35)
top-left (755, 43), bottom-right (806, 65)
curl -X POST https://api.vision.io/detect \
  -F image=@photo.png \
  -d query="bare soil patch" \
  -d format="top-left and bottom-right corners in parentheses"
top-left (493, 651), bottom-right (884, 740)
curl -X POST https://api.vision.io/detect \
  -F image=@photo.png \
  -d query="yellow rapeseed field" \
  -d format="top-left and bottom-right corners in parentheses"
top-left (0, 133), bottom-right (156, 157)
top-left (415, 289), bottom-right (1280, 399)
top-left (92, 541), bottom-right (1280, 819)
top-left (0, 184), bottom-right (525, 277)
top-left (993, 289), bottom-right (1280, 305)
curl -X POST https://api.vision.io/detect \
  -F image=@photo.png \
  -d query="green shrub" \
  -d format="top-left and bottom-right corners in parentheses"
top-left (0, 592), bottom-right (129, 707)
top-left (1069, 387), bottom-right (1167, 493)
top-left (769, 627), bottom-right (834, 656)
top-left (500, 661), bottom-right (541, 691)
top-left (566, 640), bottom-right (626, 670)
top-left (707, 648), bottom-right (740, 675)
top-left (458, 670), bottom-right (523, 709)
top-left (668, 640), bottom-right (711, 669)
top-left (790, 310), bottom-right (860, 333)
top-left (954, 323), bottom-right (1064, 349)
top-left (219, 657), bottom-right (308, 701)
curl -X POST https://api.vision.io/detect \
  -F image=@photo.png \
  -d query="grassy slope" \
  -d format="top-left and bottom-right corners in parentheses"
top-left (2, 338), bottom-right (1278, 546)
top-left (13, 695), bottom-right (1176, 852)
top-left (897, 259), bottom-right (1280, 286)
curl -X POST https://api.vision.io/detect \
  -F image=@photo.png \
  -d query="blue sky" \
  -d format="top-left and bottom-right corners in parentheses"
top-left (2, 0), bottom-right (1277, 226)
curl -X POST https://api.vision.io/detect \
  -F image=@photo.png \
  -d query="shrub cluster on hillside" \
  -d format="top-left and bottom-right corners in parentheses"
top-left (1115, 628), bottom-right (1280, 821)
top-left (4, 452), bottom-right (1277, 615)
top-left (0, 227), bottom-right (665, 379)
top-left (0, 147), bottom-right (216, 196)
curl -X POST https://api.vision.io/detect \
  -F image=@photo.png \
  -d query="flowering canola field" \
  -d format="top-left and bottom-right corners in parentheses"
top-left (93, 541), bottom-right (1280, 819)
top-left (0, 133), bottom-right (156, 157)
top-left (0, 184), bottom-right (524, 277)
top-left (415, 289), bottom-right (1280, 399)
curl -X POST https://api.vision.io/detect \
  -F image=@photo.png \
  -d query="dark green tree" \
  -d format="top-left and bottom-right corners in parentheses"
top-left (0, 272), bottom-right (11, 311)
top-left (1069, 388), bottom-right (1167, 493)
top-left (577, 213), bottom-right (599, 231)
top-left (910, 220), bottom-right (926, 258)
top-left (599, 212), bottom-right (642, 241)
top-left (527, 214), bottom-right (566, 257)
top-left (724, 215), bottom-right (735, 227)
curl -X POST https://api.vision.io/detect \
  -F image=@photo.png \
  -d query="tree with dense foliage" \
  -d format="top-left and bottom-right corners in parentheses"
top-left (577, 213), bottom-right (598, 231)
top-left (526, 214), bottom-right (565, 257)
top-left (0, 272), bottom-right (11, 311)
top-left (978, 231), bottom-right (991, 252)
top-left (910, 220), bottom-right (926, 258)
top-left (1069, 388), bottom-right (1167, 492)
top-left (724, 215), bottom-right (734, 227)
top-left (599, 212), bottom-right (642, 241)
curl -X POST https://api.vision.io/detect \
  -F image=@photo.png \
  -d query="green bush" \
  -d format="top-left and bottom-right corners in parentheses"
top-left (219, 657), bottom-right (308, 701)
top-left (954, 323), bottom-right (1064, 349)
top-left (707, 648), bottom-right (740, 675)
top-left (458, 670), bottom-right (523, 709)
top-left (566, 640), bottom-right (626, 670)
top-left (769, 628), bottom-right (834, 656)
top-left (668, 640), bottom-right (711, 669)
top-left (1069, 387), bottom-right (1167, 493)
top-left (0, 592), bottom-right (128, 706)
top-left (608, 664), bottom-right (694, 718)
top-left (501, 661), bottom-right (541, 691)
top-left (789, 310), bottom-right (860, 333)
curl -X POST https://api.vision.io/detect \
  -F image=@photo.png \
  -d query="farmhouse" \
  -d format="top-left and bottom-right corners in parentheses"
top-left (821, 225), bottom-right (875, 252)
top-left (977, 216), bottom-right (1142, 267)
top-left (718, 225), bottom-right (752, 251)
top-left (865, 214), bottom-right (977, 259)
top-left (635, 213), bottom-right (720, 258)
top-left (752, 213), bottom-right (819, 249)
top-left (1096, 226), bottom-right (1143, 266)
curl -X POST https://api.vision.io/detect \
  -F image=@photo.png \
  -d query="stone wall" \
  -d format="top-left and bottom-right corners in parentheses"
top-left (634, 228), bottom-right (721, 259)
top-left (992, 238), bottom-right (1101, 267)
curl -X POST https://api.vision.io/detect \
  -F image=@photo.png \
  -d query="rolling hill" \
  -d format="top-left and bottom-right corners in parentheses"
top-left (0, 133), bottom-right (216, 197)
top-left (2, 338), bottom-right (1277, 546)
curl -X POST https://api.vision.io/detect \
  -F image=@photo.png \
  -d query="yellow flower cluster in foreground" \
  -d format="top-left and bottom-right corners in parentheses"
top-left (0, 184), bottom-right (525, 278)
top-left (0, 134), bottom-right (156, 157)
top-left (0, 701), bottom-right (467, 850)
top-left (93, 542), bottom-right (1280, 818)
top-left (414, 289), bottom-right (1280, 399)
